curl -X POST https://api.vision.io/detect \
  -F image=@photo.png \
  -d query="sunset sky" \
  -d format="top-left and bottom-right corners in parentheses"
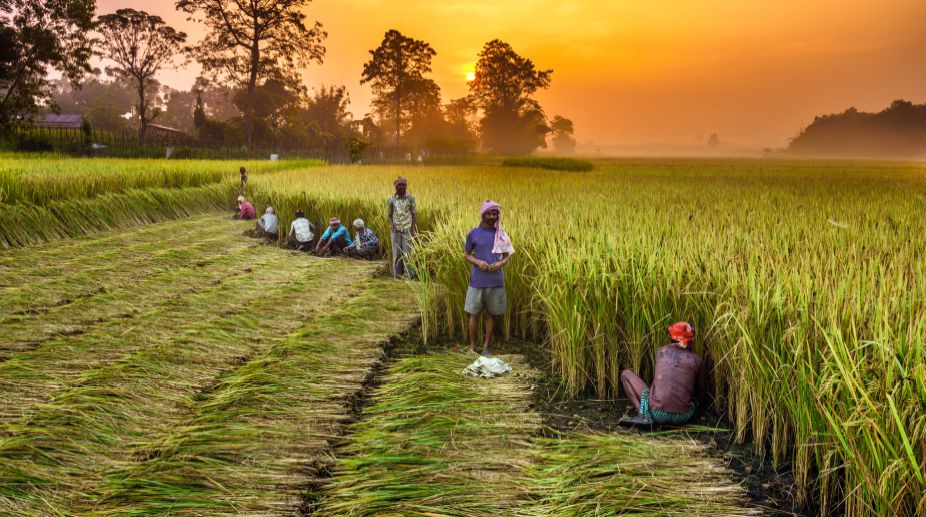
top-left (97, 0), bottom-right (926, 149)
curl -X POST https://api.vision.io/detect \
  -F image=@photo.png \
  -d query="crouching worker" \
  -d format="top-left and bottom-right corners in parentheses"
top-left (236, 196), bottom-right (256, 220)
top-left (344, 219), bottom-right (381, 259)
top-left (256, 207), bottom-right (278, 240)
top-left (620, 322), bottom-right (706, 426)
top-left (315, 217), bottom-right (352, 256)
top-left (287, 210), bottom-right (315, 251)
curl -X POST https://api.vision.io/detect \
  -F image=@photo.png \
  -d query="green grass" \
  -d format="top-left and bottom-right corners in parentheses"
top-left (501, 156), bottom-right (594, 171)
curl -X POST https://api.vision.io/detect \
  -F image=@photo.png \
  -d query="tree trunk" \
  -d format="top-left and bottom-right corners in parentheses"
top-left (245, 42), bottom-right (260, 150)
top-left (137, 80), bottom-right (147, 145)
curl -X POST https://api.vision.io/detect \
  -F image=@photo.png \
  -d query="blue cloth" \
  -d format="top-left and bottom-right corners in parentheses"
top-left (320, 225), bottom-right (352, 245)
top-left (350, 227), bottom-right (380, 250)
top-left (465, 226), bottom-right (504, 288)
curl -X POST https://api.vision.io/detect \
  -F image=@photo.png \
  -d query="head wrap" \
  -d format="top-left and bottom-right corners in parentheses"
top-left (669, 322), bottom-right (695, 347)
top-left (479, 200), bottom-right (515, 256)
top-left (353, 218), bottom-right (365, 229)
top-left (394, 176), bottom-right (408, 187)
top-left (265, 207), bottom-right (274, 215)
top-left (237, 196), bottom-right (245, 203)
top-left (329, 217), bottom-right (341, 226)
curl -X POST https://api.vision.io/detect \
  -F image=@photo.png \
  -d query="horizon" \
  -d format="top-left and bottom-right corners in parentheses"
top-left (94, 0), bottom-right (926, 150)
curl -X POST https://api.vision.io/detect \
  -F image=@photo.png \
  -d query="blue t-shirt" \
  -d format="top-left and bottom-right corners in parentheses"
top-left (465, 226), bottom-right (504, 288)
top-left (320, 225), bottom-right (353, 245)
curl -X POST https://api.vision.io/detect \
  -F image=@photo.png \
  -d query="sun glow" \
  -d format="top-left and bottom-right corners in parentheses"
top-left (466, 71), bottom-right (475, 82)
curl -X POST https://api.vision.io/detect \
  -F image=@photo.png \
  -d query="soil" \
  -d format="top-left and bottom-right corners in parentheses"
top-left (501, 338), bottom-right (816, 517)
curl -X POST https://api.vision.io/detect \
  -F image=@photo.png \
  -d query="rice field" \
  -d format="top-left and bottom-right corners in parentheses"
top-left (2, 155), bottom-right (925, 515)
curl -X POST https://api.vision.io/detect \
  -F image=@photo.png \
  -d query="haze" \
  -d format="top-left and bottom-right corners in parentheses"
top-left (96, 0), bottom-right (926, 150)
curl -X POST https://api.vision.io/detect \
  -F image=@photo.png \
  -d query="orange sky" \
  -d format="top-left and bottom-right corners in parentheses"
top-left (97, 0), bottom-right (926, 148)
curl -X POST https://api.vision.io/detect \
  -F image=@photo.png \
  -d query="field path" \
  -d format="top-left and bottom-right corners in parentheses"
top-left (0, 215), bottom-right (421, 515)
top-left (316, 351), bottom-right (759, 516)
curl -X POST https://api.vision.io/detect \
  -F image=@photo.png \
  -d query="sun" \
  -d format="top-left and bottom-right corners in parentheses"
top-left (466, 71), bottom-right (475, 82)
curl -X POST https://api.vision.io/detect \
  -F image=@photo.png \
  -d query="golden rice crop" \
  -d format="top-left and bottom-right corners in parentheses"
top-left (2, 156), bottom-right (924, 515)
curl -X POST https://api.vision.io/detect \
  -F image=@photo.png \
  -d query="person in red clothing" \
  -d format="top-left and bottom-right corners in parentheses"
top-left (236, 196), bottom-right (256, 220)
top-left (620, 322), bottom-right (706, 426)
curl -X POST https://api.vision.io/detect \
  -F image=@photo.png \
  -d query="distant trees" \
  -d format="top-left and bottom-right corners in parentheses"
top-left (550, 116), bottom-right (576, 154)
top-left (52, 73), bottom-right (134, 132)
top-left (176, 0), bottom-right (327, 149)
top-left (469, 39), bottom-right (552, 155)
top-left (0, 0), bottom-right (95, 129)
top-left (788, 100), bottom-right (926, 158)
top-left (96, 9), bottom-right (188, 143)
top-left (361, 30), bottom-right (437, 146)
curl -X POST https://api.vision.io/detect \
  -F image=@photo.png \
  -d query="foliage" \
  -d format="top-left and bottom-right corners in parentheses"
top-left (0, 0), bottom-right (96, 128)
top-left (50, 74), bottom-right (135, 132)
top-left (176, 0), bottom-right (326, 148)
top-left (502, 156), bottom-right (593, 172)
top-left (362, 29), bottom-right (438, 146)
top-left (549, 115), bottom-right (576, 154)
top-left (96, 8), bottom-right (188, 143)
top-left (788, 99), bottom-right (926, 157)
top-left (469, 39), bottom-right (552, 155)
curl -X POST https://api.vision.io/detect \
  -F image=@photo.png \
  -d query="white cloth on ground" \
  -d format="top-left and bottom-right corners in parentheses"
top-left (462, 356), bottom-right (513, 379)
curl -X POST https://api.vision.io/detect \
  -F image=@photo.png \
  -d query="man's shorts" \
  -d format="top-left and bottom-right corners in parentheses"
top-left (640, 388), bottom-right (696, 425)
top-left (464, 286), bottom-right (507, 316)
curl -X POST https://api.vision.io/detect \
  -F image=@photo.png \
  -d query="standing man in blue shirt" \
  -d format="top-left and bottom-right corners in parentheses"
top-left (315, 217), bottom-right (353, 256)
top-left (464, 200), bottom-right (514, 356)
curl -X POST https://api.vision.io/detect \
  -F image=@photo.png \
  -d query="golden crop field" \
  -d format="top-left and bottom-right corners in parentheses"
top-left (1, 155), bottom-right (924, 515)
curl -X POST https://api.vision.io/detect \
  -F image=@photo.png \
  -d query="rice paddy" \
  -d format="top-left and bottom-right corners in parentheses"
top-left (2, 155), bottom-right (925, 515)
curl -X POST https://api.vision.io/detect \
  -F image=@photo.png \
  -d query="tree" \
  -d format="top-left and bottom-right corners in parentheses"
top-left (0, 0), bottom-right (95, 129)
top-left (176, 0), bottom-right (326, 148)
top-left (550, 115), bottom-right (576, 154)
top-left (97, 8), bottom-right (188, 143)
top-left (469, 39), bottom-right (552, 155)
top-left (51, 72), bottom-right (135, 132)
top-left (361, 29), bottom-right (437, 146)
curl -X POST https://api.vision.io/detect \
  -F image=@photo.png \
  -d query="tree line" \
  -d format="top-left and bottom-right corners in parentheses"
top-left (1, 0), bottom-right (577, 156)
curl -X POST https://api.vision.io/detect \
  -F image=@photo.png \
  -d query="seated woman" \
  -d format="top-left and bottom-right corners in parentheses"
top-left (287, 210), bottom-right (315, 251)
top-left (344, 218), bottom-right (381, 259)
top-left (315, 217), bottom-right (352, 256)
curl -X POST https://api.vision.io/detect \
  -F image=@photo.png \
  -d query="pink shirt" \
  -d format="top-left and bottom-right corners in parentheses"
top-left (239, 201), bottom-right (256, 220)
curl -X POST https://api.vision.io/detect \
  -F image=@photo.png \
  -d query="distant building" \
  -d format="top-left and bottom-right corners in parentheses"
top-left (36, 114), bottom-right (83, 129)
top-left (147, 124), bottom-right (190, 139)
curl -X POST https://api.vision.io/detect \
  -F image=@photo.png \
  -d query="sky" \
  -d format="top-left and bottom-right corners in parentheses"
top-left (96, 0), bottom-right (926, 149)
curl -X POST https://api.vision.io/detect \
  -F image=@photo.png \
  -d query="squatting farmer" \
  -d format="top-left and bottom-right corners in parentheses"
top-left (256, 206), bottom-right (278, 240)
top-left (464, 200), bottom-right (514, 356)
top-left (620, 322), bottom-right (706, 426)
top-left (316, 217), bottom-right (352, 256)
top-left (236, 196), bottom-right (256, 220)
top-left (345, 218), bottom-right (381, 259)
top-left (387, 176), bottom-right (417, 278)
top-left (287, 210), bottom-right (315, 251)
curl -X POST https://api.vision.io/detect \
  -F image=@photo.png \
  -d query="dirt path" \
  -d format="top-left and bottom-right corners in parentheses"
top-left (315, 350), bottom-right (760, 516)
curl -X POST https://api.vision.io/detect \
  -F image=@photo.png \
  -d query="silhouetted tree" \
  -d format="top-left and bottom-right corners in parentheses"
top-left (0, 0), bottom-right (95, 128)
top-left (707, 133), bottom-right (719, 147)
top-left (550, 115), bottom-right (576, 154)
top-left (788, 100), bottom-right (926, 157)
top-left (469, 39), bottom-right (552, 155)
top-left (361, 30), bottom-right (437, 146)
top-left (176, 0), bottom-right (326, 148)
top-left (97, 8), bottom-right (188, 143)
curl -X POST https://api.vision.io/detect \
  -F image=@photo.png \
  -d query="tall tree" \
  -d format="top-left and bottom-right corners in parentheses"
top-left (550, 115), bottom-right (576, 154)
top-left (176, 0), bottom-right (326, 148)
top-left (469, 39), bottom-right (552, 155)
top-left (0, 0), bottom-right (95, 128)
top-left (97, 9), bottom-right (187, 143)
top-left (361, 29), bottom-right (436, 146)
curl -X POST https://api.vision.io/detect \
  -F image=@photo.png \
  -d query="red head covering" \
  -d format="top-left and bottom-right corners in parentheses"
top-left (669, 322), bottom-right (695, 347)
top-left (394, 176), bottom-right (408, 186)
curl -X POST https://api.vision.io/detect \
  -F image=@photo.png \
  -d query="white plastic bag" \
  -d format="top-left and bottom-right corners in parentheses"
top-left (462, 356), bottom-right (513, 379)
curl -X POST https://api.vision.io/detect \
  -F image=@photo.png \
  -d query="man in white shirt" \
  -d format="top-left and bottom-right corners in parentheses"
top-left (256, 207), bottom-right (278, 240)
top-left (287, 210), bottom-right (315, 252)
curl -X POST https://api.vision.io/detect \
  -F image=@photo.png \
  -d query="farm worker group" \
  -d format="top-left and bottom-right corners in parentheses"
top-left (236, 174), bottom-right (703, 427)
